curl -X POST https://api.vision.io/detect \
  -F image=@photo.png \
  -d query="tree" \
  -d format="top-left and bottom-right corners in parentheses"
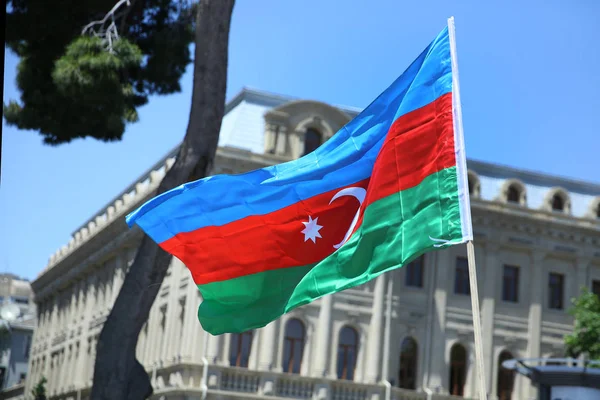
top-left (565, 288), bottom-right (600, 360)
top-left (31, 376), bottom-right (47, 400)
top-left (92, 3), bottom-right (235, 398)
top-left (5, 0), bottom-right (236, 398)
top-left (5, 0), bottom-right (195, 144)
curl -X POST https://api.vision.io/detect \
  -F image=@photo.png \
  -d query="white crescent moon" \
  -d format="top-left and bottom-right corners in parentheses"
top-left (329, 187), bottom-right (367, 249)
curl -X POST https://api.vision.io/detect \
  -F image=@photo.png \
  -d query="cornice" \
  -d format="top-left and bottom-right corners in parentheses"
top-left (32, 224), bottom-right (142, 302)
top-left (471, 199), bottom-right (600, 237)
top-left (467, 159), bottom-right (600, 195)
top-left (470, 200), bottom-right (600, 261)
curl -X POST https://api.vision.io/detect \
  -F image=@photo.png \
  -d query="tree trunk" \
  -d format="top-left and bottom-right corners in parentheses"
top-left (90, 1), bottom-right (235, 399)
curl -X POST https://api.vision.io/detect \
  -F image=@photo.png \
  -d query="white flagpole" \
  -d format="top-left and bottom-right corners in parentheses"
top-left (447, 16), bottom-right (488, 400)
top-left (466, 241), bottom-right (487, 399)
top-left (381, 277), bottom-right (393, 400)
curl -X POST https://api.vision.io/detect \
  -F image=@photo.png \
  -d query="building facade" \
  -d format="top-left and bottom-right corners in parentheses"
top-left (21, 89), bottom-right (600, 400)
top-left (0, 274), bottom-right (36, 392)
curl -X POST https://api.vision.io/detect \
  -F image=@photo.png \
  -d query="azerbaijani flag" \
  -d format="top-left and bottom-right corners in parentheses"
top-left (126, 19), bottom-right (473, 335)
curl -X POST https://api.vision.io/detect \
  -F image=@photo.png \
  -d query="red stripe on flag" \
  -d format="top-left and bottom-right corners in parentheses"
top-left (164, 92), bottom-right (455, 285)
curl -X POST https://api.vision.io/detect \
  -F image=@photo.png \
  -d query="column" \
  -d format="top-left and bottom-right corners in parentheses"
top-left (275, 126), bottom-right (288, 155)
top-left (264, 123), bottom-right (278, 153)
top-left (161, 260), bottom-right (181, 363)
top-left (145, 307), bottom-right (159, 365)
top-left (90, 337), bottom-right (97, 384)
top-left (312, 295), bottom-right (333, 377)
top-left (190, 292), bottom-right (204, 363)
top-left (481, 243), bottom-right (499, 396)
top-left (258, 320), bottom-right (280, 370)
top-left (526, 250), bottom-right (545, 398)
top-left (428, 249), bottom-right (451, 390)
top-left (205, 333), bottom-right (223, 364)
top-left (180, 279), bottom-right (199, 362)
top-left (75, 276), bottom-right (95, 387)
top-left (49, 355), bottom-right (56, 395)
top-left (57, 348), bottom-right (65, 393)
top-left (71, 342), bottom-right (80, 390)
top-left (51, 296), bottom-right (59, 335)
top-left (576, 258), bottom-right (590, 296)
top-left (111, 255), bottom-right (125, 307)
top-left (69, 287), bottom-right (76, 325)
top-left (365, 274), bottom-right (385, 383)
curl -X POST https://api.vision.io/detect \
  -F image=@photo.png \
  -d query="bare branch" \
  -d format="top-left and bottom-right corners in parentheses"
top-left (82, 0), bottom-right (131, 52)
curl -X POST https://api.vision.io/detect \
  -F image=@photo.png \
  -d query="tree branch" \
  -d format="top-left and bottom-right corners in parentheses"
top-left (82, 0), bottom-right (132, 52)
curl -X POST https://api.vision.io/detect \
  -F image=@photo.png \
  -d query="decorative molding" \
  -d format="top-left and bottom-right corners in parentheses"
top-left (508, 236), bottom-right (533, 246)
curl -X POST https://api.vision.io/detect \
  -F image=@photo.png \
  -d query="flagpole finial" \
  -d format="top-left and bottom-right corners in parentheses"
top-left (447, 16), bottom-right (455, 28)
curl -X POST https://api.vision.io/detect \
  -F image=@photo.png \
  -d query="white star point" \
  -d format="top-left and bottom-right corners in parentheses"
top-left (301, 216), bottom-right (323, 243)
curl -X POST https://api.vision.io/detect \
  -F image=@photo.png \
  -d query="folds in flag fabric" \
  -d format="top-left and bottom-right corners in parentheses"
top-left (126, 22), bottom-right (472, 335)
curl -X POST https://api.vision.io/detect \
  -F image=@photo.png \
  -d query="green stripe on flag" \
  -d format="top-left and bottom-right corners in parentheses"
top-left (197, 166), bottom-right (464, 334)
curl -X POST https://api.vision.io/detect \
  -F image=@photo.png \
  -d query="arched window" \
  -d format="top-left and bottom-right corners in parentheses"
top-left (497, 351), bottom-right (515, 400)
top-left (552, 194), bottom-right (564, 211)
top-left (303, 128), bottom-right (322, 156)
top-left (449, 343), bottom-right (467, 396)
top-left (282, 318), bottom-right (305, 374)
top-left (336, 326), bottom-right (359, 380)
top-left (398, 337), bottom-right (418, 390)
top-left (501, 180), bottom-right (526, 205)
top-left (507, 185), bottom-right (520, 203)
top-left (229, 330), bottom-right (253, 368)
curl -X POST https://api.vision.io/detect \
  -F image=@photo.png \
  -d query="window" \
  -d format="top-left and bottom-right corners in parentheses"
top-left (398, 337), bottom-right (418, 390)
top-left (282, 318), bottom-right (305, 374)
top-left (507, 185), bottom-right (521, 203)
top-left (405, 255), bottom-right (424, 288)
top-left (497, 351), bottom-right (515, 400)
top-left (449, 344), bottom-right (467, 396)
top-left (303, 128), bottom-right (322, 156)
top-left (336, 326), bottom-right (359, 380)
top-left (548, 273), bottom-right (564, 310)
top-left (502, 265), bottom-right (519, 303)
top-left (454, 257), bottom-right (470, 295)
top-left (551, 194), bottom-right (564, 212)
top-left (19, 373), bottom-right (26, 383)
top-left (11, 296), bottom-right (29, 305)
top-left (592, 280), bottom-right (600, 298)
top-left (229, 331), bottom-right (253, 368)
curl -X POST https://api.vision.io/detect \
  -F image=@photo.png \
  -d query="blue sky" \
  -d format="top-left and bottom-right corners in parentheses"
top-left (2, 0), bottom-right (599, 280)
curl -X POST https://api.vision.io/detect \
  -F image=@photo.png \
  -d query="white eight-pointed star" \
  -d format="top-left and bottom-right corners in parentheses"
top-left (301, 216), bottom-right (323, 243)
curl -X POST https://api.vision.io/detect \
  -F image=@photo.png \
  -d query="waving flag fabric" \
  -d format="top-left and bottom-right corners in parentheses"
top-left (126, 23), bottom-right (472, 335)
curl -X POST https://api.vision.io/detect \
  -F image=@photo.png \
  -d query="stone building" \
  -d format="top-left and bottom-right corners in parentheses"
top-left (0, 274), bottom-right (36, 392)
top-left (22, 88), bottom-right (600, 400)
